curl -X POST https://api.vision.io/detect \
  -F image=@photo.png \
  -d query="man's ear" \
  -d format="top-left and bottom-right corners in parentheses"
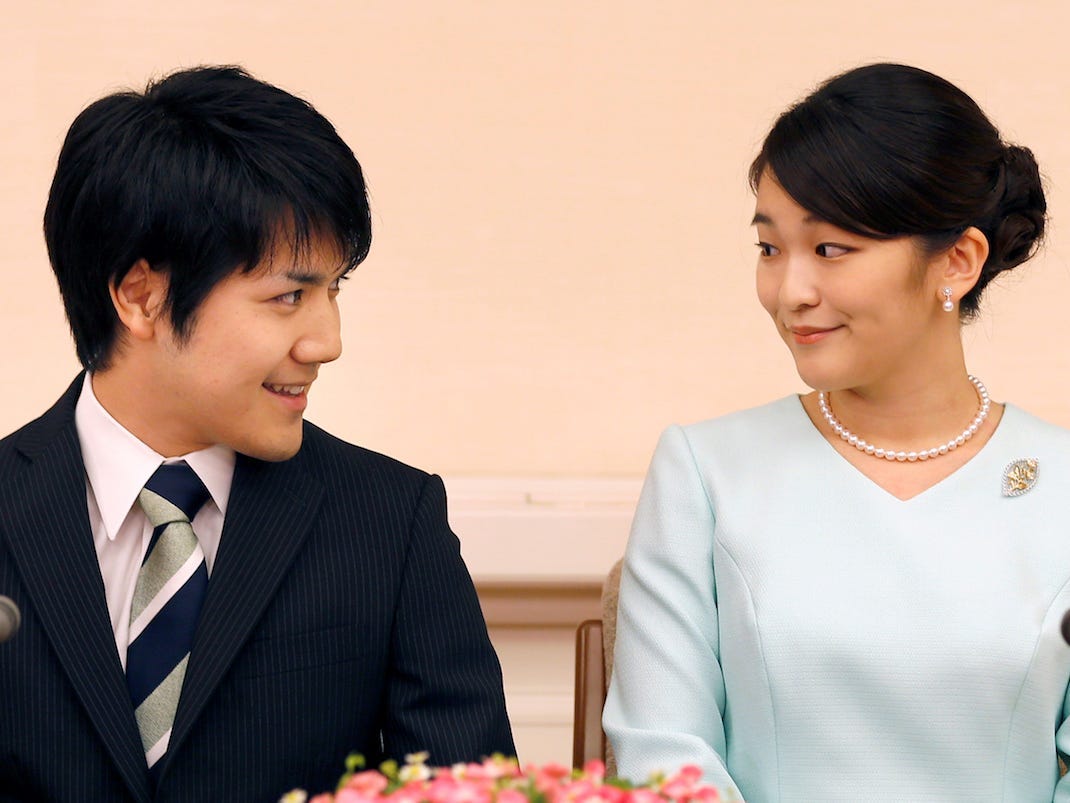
top-left (110, 259), bottom-right (168, 341)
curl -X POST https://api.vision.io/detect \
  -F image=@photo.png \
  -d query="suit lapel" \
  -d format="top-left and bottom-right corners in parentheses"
top-left (167, 448), bottom-right (323, 760)
top-left (2, 378), bottom-right (151, 803)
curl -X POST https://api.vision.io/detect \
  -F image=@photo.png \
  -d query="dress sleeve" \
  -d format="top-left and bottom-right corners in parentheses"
top-left (602, 425), bottom-right (741, 796)
top-left (1054, 680), bottom-right (1070, 801)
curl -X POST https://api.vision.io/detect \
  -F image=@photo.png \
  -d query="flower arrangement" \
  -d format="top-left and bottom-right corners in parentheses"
top-left (280, 753), bottom-right (726, 803)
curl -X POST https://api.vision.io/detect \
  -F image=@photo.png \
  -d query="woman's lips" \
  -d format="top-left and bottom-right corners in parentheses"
top-left (789, 325), bottom-right (842, 345)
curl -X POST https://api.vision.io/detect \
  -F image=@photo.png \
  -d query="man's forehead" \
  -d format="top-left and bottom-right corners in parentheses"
top-left (250, 236), bottom-right (348, 281)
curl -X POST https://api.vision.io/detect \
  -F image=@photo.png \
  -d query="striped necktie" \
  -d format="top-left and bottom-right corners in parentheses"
top-left (126, 462), bottom-right (210, 775)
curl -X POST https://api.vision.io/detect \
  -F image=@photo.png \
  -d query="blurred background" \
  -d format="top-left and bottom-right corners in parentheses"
top-left (4, 0), bottom-right (1069, 766)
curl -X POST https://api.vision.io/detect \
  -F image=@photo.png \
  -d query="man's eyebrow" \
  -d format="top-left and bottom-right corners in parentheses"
top-left (283, 269), bottom-right (326, 285)
top-left (282, 264), bottom-right (348, 285)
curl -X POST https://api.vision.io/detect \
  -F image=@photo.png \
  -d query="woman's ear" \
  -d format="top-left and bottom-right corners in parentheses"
top-left (933, 227), bottom-right (989, 313)
top-left (944, 227), bottom-right (989, 291)
top-left (109, 259), bottom-right (169, 341)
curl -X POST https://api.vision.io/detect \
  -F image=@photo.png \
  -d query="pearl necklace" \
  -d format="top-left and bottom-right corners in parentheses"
top-left (817, 375), bottom-right (991, 462)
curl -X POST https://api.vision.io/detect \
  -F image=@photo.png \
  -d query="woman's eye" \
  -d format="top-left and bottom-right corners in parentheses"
top-left (757, 242), bottom-right (779, 257)
top-left (816, 244), bottom-right (851, 258)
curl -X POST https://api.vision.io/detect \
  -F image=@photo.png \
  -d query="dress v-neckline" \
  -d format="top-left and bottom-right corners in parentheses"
top-left (789, 394), bottom-right (1013, 504)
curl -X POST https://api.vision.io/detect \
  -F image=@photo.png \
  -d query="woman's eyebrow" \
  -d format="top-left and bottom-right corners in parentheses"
top-left (751, 211), bottom-right (825, 226)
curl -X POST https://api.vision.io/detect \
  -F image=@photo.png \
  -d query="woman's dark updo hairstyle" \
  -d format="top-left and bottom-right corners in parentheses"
top-left (750, 63), bottom-right (1046, 318)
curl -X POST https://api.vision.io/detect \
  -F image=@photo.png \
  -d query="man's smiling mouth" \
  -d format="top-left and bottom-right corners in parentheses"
top-left (263, 383), bottom-right (308, 396)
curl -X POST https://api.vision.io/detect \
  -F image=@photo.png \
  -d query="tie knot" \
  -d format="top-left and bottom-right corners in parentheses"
top-left (138, 463), bottom-right (210, 527)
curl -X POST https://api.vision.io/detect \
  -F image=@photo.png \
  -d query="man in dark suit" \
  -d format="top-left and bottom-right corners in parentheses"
top-left (0, 66), bottom-right (514, 801)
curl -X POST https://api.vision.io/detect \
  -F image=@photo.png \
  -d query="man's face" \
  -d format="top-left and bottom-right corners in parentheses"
top-left (144, 236), bottom-right (345, 460)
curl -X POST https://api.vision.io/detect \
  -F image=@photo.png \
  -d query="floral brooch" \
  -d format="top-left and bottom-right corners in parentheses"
top-left (1002, 458), bottom-right (1039, 497)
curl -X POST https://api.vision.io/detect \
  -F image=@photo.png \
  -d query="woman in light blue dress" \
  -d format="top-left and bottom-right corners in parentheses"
top-left (603, 63), bottom-right (1069, 802)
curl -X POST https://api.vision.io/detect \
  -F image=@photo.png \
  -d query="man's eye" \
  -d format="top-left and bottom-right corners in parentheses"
top-left (329, 275), bottom-right (349, 293)
top-left (816, 244), bottom-right (851, 258)
top-left (277, 290), bottom-right (303, 305)
top-left (756, 242), bottom-right (779, 257)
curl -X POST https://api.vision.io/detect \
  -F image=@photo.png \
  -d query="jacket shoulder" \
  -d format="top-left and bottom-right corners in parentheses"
top-left (297, 421), bottom-right (434, 495)
top-left (0, 376), bottom-right (84, 467)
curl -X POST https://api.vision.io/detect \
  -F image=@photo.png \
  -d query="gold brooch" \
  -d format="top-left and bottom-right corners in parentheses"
top-left (1002, 458), bottom-right (1039, 497)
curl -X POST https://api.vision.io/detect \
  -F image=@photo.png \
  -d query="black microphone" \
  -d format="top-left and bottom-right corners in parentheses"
top-left (0, 595), bottom-right (20, 644)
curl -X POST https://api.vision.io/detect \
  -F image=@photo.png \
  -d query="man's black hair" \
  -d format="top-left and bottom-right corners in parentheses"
top-left (44, 65), bottom-right (372, 370)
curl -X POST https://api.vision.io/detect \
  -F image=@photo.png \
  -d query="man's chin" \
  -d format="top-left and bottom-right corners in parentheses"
top-left (239, 430), bottom-right (304, 462)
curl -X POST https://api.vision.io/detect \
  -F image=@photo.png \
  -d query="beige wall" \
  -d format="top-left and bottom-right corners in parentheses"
top-left (3, 0), bottom-right (1069, 477)
top-left (6, 0), bottom-right (1070, 771)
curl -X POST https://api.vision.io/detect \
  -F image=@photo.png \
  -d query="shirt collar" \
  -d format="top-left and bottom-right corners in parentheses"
top-left (74, 374), bottom-right (236, 541)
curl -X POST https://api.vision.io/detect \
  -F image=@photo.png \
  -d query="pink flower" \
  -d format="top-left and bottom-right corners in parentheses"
top-left (554, 779), bottom-right (625, 803)
top-left (581, 760), bottom-right (606, 784)
top-left (450, 762), bottom-right (492, 781)
top-left (388, 784), bottom-right (429, 803)
top-left (426, 775), bottom-right (493, 803)
top-left (342, 771), bottom-right (390, 796)
top-left (531, 762), bottom-right (572, 794)
top-left (294, 754), bottom-right (725, 803)
top-left (496, 789), bottom-right (528, 803)
top-left (448, 756), bottom-right (520, 783)
top-left (335, 791), bottom-right (380, 803)
top-left (659, 766), bottom-right (718, 803)
top-left (486, 755), bottom-right (523, 779)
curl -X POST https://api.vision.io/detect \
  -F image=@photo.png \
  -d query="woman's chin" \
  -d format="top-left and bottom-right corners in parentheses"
top-left (792, 365), bottom-right (835, 393)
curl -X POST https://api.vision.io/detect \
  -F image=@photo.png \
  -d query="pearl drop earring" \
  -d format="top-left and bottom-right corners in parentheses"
top-left (942, 287), bottom-right (954, 313)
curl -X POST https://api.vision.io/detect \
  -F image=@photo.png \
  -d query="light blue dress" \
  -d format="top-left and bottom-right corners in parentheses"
top-left (603, 397), bottom-right (1070, 802)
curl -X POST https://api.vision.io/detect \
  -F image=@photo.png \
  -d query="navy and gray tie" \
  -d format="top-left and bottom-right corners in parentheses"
top-left (125, 462), bottom-right (210, 774)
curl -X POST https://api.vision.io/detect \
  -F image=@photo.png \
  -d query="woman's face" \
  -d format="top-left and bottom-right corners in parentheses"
top-left (753, 171), bottom-right (946, 393)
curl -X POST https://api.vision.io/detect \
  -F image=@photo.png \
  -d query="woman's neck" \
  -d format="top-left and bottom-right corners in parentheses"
top-left (821, 372), bottom-right (983, 452)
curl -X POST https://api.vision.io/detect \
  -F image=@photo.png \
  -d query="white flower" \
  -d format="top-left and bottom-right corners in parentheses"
top-left (399, 763), bottom-right (432, 782)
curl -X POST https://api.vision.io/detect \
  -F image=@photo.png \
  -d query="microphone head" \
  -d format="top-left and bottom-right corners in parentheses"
top-left (0, 595), bottom-right (20, 644)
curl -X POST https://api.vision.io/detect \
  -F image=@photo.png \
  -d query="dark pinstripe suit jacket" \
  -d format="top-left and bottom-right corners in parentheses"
top-left (0, 377), bottom-right (514, 801)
